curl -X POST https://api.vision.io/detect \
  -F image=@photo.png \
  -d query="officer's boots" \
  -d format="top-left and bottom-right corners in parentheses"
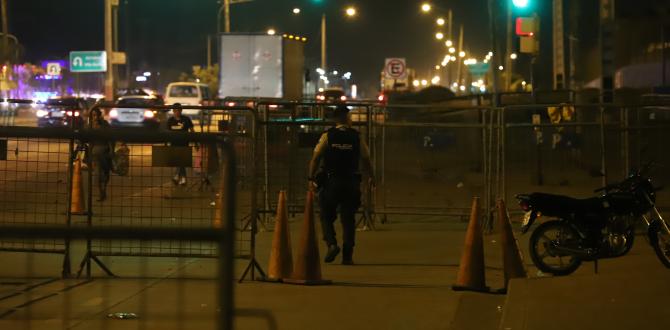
top-left (342, 246), bottom-right (354, 265)
top-left (324, 245), bottom-right (340, 263)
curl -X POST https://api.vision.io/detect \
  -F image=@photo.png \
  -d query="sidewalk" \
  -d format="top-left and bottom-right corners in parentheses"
top-left (499, 239), bottom-right (670, 330)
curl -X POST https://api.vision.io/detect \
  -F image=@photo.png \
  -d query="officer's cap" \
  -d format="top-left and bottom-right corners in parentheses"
top-left (333, 105), bottom-right (350, 116)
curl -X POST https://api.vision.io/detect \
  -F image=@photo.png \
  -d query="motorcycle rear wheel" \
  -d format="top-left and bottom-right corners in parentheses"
top-left (649, 221), bottom-right (670, 268)
top-left (529, 220), bottom-right (583, 276)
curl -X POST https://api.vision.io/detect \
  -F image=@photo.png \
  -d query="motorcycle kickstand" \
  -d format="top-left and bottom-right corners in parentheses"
top-left (593, 258), bottom-right (599, 274)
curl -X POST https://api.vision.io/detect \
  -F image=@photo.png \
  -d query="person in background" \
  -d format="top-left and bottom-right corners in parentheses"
top-left (166, 103), bottom-right (195, 185)
top-left (89, 107), bottom-right (113, 201)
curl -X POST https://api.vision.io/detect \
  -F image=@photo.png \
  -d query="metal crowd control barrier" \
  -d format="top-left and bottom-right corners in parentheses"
top-left (498, 102), bottom-right (670, 216)
top-left (0, 127), bottom-right (235, 329)
top-left (370, 104), bottom-right (496, 224)
top-left (0, 126), bottom-right (237, 329)
top-left (0, 100), bottom-right (92, 278)
top-left (90, 103), bottom-right (264, 282)
top-left (255, 101), bottom-right (377, 231)
top-left (196, 105), bottom-right (266, 281)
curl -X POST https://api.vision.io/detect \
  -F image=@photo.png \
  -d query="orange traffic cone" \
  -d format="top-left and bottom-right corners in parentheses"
top-left (284, 190), bottom-right (331, 285)
top-left (213, 191), bottom-right (223, 229)
top-left (70, 158), bottom-right (86, 215)
top-left (497, 199), bottom-right (527, 291)
top-left (266, 190), bottom-right (293, 282)
top-left (452, 197), bottom-right (488, 292)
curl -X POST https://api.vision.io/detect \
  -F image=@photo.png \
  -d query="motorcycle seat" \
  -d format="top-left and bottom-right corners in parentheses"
top-left (529, 192), bottom-right (605, 217)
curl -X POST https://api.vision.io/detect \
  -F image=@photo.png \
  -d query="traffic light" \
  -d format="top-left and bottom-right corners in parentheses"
top-left (516, 16), bottom-right (539, 54)
top-left (515, 16), bottom-right (538, 36)
top-left (512, 0), bottom-right (529, 8)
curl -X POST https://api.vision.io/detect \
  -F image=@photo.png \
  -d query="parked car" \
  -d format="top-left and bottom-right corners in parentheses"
top-left (316, 88), bottom-right (347, 103)
top-left (164, 82), bottom-right (214, 119)
top-left (36, 97), bottom-right (87, 128)
top-left (108, 95), bottom-right (163, 128)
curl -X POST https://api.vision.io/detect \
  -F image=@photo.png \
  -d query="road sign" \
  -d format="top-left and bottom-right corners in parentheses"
top-left (70, 51), bottom-right (107, 73)
top-left (466, 63), bottom-right (490, 75)
top-left (384, 58), bottom-right (407, 79)
top-left (46, 63), bottom-right (62, 77)
top-left (111, 52), bottom-right (126, 65)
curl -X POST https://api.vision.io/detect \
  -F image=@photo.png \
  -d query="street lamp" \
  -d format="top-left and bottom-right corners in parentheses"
top-left (309, 6), bottom-right (358, 81)
top-left (510, 53), bottom-right (518, 60)
top-left (421, 3), bottom-right (432, 13)
top-left (292, 7), bottom-right (301, 14)
top-left (217, 0), bottom-right (254, 33)
top-left (267, 28), bottom-right (276, 35)
top-left (435, 32), bottom-right (444, 40)
top-left (445, 40), bottom-right (453, 47)
top-left (436, 17), bottom-right (445, 26)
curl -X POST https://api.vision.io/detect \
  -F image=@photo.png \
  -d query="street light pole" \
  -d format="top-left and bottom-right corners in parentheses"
top-left (104, 0), bottom-right (116, 100)
top-left (321, 14), bottom-right (327, 71)
top-left (224, 0), bottom-right (231, 33)
top-left (505, 0), bottom-right (513, 91)
top-left (1, 0), bottom-right (8, 64)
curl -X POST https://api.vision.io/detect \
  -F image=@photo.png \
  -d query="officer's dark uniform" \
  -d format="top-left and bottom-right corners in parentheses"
top-left (316, 124), bottom-right (363, 263)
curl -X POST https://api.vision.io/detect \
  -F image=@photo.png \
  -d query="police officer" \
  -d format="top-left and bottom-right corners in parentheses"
top-left (308, 105), bottom-right (374, 265)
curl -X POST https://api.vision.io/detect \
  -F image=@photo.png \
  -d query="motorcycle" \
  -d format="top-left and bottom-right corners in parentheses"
top-left (516, 163), bottom-right (670, 276)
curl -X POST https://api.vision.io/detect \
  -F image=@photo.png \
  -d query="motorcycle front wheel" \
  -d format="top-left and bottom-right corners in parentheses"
top-left (529, 220), bottom-right (583, 276)
top-left (649, 221), bottom-right (670, 268)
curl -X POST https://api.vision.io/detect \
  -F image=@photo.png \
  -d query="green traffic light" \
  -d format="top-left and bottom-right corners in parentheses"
top-left (512, 0), bottom-right (529, 8)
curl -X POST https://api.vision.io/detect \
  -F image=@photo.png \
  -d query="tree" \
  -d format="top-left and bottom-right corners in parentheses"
top-left (179, 65), bottom-right (219, 97)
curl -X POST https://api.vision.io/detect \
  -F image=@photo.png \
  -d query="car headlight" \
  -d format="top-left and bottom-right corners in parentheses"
top-left (109, 109), bottom-right (118, 118)
top-left (143, 110), bottom-right (155, 118)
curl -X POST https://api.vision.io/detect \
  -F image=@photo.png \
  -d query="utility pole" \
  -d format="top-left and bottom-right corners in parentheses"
top-left (1, 0), bottom-right (8, 64)
top-left (124, 0), bottom-right (131, 88)
top-left (456, 25), bottom-right (464, 89)
top-left (448, 9), bottom-right (453, 42)
top-left (104, 0), bottom-right (118, 100)
top-left (505, 0), bottom-right (513, 91)
top-left (553, 0), bottom-right (566, 90)
top-left (224, 0), bottom-right (230, 33)
top-left (599, 0), bottom-right (615, 103)
top-left (321, 14), bottom-right (327, 71)
top-left (487, 0), bottom-right (500, 106)
top-left (207, 35), bottom-right (212, 68)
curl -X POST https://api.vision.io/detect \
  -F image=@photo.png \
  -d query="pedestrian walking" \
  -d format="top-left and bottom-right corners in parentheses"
top-left (166, 103), bottom-right (195, 185)
top-left (308, 105), bottom-right (375, 265)
top-left (89, 106), bottom-right (113, 201)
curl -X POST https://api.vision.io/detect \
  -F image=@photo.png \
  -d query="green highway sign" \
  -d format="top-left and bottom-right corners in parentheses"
top-left (69, 51), bottom-right (107, 73)
top-left (466, 63), bottom-right (490, 75)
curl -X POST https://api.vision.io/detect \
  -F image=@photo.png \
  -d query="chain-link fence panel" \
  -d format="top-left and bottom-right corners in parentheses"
top-left (372, 104), bottom-right (491, 222)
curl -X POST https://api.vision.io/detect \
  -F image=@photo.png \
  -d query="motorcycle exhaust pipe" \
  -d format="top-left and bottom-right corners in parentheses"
top-left (551, 245), bottom-right (593, 258)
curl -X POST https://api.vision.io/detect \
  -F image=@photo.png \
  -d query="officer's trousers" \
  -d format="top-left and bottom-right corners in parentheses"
top-left (318, 177), bottom-right (361, 248)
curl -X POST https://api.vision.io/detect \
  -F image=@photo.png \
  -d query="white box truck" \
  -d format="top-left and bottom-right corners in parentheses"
top-left (218, 33), bottom-right (305, 100)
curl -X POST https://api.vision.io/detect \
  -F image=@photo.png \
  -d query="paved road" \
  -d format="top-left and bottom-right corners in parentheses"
top-left (3, 217), bottom-right (668, 330)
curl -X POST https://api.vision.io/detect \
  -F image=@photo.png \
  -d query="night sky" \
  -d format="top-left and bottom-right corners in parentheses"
top-left (10, 0), bottom-right (492, 96)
